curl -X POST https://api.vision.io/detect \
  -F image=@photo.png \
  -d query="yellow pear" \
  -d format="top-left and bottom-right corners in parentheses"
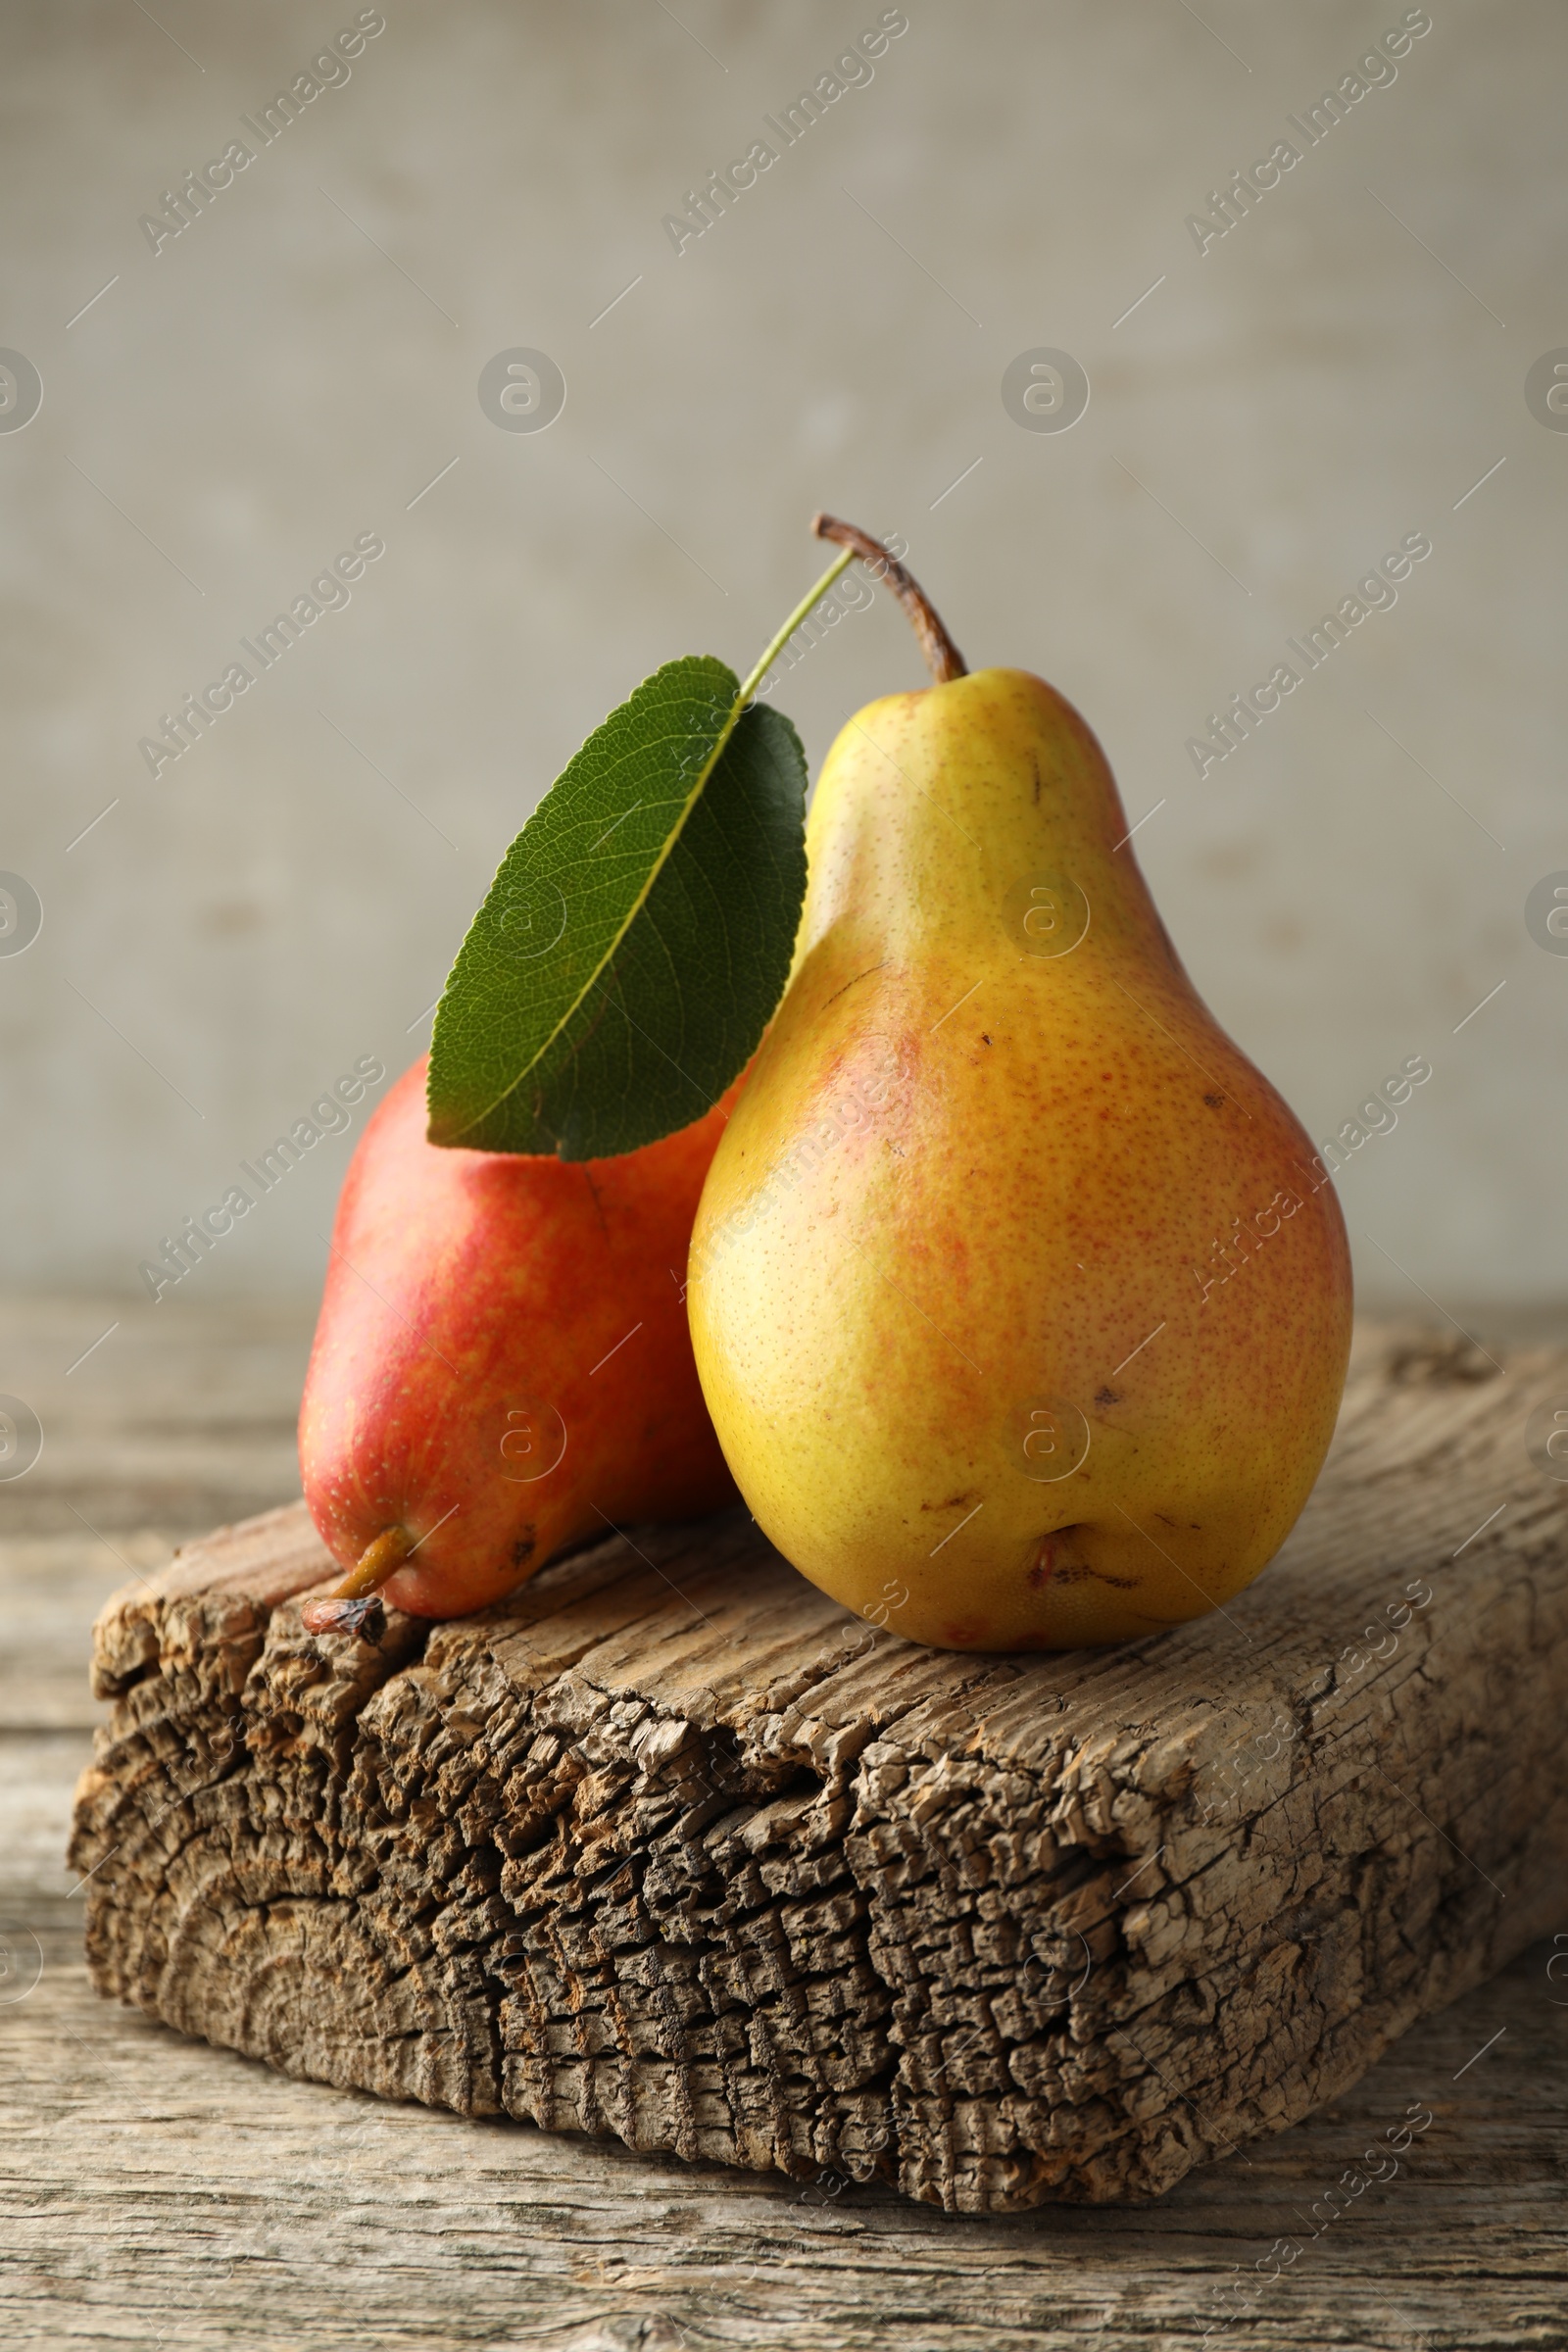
top-left (688, 524), bottom-right (1351, 1651)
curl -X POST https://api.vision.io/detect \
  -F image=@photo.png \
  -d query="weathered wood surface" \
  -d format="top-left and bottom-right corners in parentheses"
top-left (3, 1298), bottom-right (1566, 2348)
top-left (69, 1323), bottom-right (1568, 2222)
top-left (8, 1912), bottom-right (1563, 2352)
top-left (0, 1294), bottom-right (310, 1544)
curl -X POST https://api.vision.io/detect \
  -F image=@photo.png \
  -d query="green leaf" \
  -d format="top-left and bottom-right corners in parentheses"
top-left (426, 655), bottom-right (808, 1160)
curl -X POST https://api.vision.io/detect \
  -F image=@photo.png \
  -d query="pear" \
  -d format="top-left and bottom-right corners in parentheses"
top-left (299, 1054), bottom-right (736, 1623)
top-left (688, 534), bottom-right (1351, 1651)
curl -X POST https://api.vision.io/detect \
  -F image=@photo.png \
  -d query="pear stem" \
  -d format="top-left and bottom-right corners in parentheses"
top-left (810, 514), bottom-right (967, 684)
top-left (333, 1525), bottom-right (413, 1600)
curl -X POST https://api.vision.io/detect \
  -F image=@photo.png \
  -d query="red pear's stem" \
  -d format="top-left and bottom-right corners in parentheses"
top-left (810, 513), bottom-right (967, 685)
top-left (301, 1592), bottom-right (387, 1645)
top-left (333, 1525), bottom-right (413, 1600)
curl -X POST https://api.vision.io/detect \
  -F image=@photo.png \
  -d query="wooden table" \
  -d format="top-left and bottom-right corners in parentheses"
top-left (3, 1296), bottom-right (1565, 2350)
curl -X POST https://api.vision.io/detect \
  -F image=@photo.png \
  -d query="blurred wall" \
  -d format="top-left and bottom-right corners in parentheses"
top-left (1, 0), bottom-right (1562, 1315)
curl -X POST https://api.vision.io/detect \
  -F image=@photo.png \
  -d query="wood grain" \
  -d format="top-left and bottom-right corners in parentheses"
top-left (67, 1325), bottom-right (1568, 2221)
top-left (3, 1299), bottom-right (1565, 2348)
top-left (6, 1909), bottom-right (1563, 2352)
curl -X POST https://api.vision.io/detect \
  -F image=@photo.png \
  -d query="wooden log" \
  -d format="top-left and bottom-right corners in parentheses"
top-left (68, 1325), bottom-right (1568, 2213)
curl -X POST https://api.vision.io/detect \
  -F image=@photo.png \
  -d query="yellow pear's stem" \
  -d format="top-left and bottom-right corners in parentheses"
top-left (810, 513), bottom-right (967, 684)
top-left (333, 1526), bottom-right (413, 1599)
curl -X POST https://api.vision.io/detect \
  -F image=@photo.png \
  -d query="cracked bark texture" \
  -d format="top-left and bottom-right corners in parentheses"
top-left (69, 1328), bottom-right (1568, 2212)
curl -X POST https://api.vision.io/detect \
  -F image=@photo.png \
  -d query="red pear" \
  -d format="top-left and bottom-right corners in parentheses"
top-left (299, 1055), bottom-right (737, 1621)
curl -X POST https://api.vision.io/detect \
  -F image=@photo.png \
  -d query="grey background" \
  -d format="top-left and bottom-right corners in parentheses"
top-left (3, 0), bottom-right (1562, 1322)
